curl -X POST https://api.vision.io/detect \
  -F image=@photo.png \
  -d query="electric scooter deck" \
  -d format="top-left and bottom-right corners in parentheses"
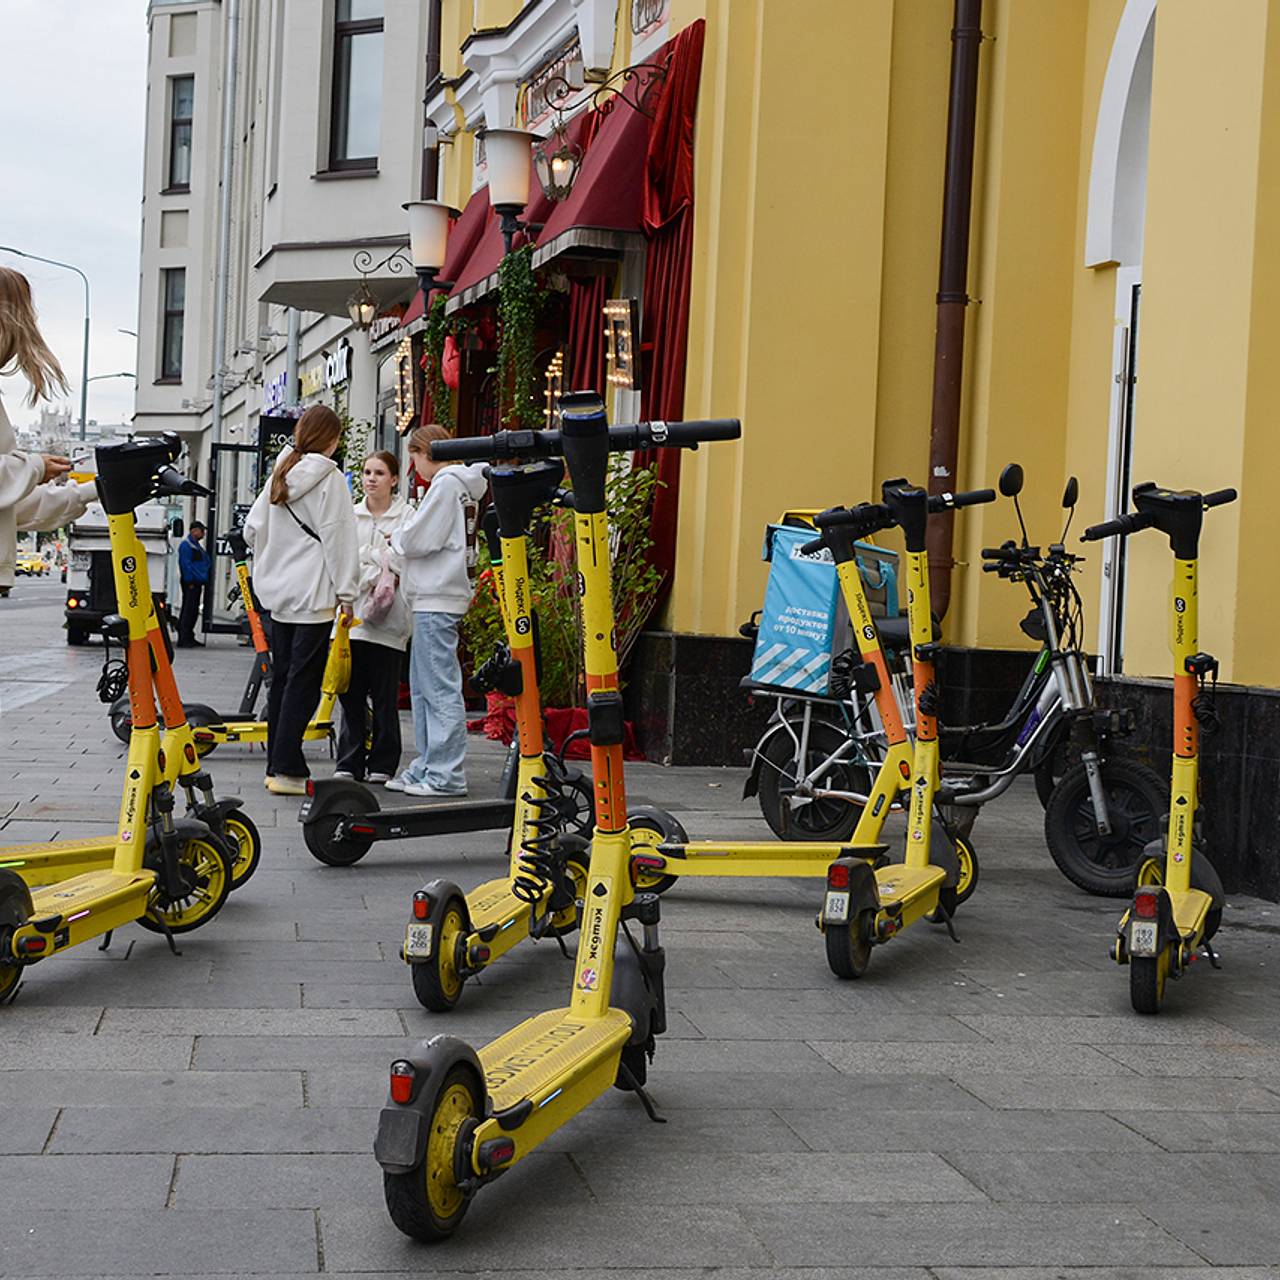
top-left (646, 839), bottom-right (886, 879)
top-left (0, 837), bottom-right (119, 882)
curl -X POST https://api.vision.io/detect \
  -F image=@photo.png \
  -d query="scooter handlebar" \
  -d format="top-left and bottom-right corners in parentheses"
top-left (1081, 511), bottom-right (1150, 542)
top-left (929, 487), bottom-right (996, 513)
top-left (430, 418), bottom-right (742, 463)
top-left (1203, 487), bottom-right (1238, 509)
top-left (155, 464), bottom-right (211, 499)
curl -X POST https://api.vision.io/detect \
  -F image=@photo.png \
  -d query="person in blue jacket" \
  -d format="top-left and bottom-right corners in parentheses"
top-left (177, 521), bottom-right (210, 647)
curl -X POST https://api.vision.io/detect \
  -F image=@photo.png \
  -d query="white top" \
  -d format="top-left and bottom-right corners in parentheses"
top-left (393, 463), bottom-right (488, 615)
top-left (0, 392), bottom-right (95, 588)
top-left (348, 494), bottom-right (412, 650)
top-left (243, 447), bottom-right (360, 624)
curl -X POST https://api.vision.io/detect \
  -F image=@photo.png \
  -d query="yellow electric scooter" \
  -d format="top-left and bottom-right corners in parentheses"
top-left (1082, 481), bottom-right (1236, 1013)
top-left (816, 477), bottom-right (996, 977)
top-left (374, 397), bottom-right (739, 1240)
top-left (0, 436), bottom-right (240, 1002)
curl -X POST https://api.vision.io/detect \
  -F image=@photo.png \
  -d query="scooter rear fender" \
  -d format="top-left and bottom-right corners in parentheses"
top-left (374, 1036), bottom-right (488, 1175)
top-left (405, 878), bottom-right (471, 964)
top-left (298, 778), bottom-right (379, 826)
top-left (820, 857), bottom-right (880, 928)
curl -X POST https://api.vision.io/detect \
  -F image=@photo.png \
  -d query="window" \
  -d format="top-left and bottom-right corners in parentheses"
top-left (168, 76), bottom-right (194, 190)
top-left (160, 268), bottom-right (185, 381)
top-left (330, 0), bottom-right (383, 170)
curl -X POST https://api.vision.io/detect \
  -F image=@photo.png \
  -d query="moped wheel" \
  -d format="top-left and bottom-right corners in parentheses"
top-left (1130, 950), bottom-right (1168, 1015)
top-left (756, 719), bottom-right (869, 842)
top-left (303, 813), bottom-right (375, 867)
top-left (410, 898), bottom-right (467, 1012)
top-left (0, 872), bottom-right (33, 1004)
top-left (384, 1064), bottom-right (480, 1241)
top-left (953, 835), bottom-right (979, 907)
top-left (1044, 759), bottom-right (1166, 897)
top-left (138, 836), bottom-right (232, 934)
top-left (222, 812), bottom-right (262, 889)
top-left (825, 908), bottom-right (875, 980)
top-left (627, 808), bottom-right (689, 896)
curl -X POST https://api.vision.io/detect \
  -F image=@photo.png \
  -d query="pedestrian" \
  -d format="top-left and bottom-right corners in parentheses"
top-left (334, 450), bottom-right (411, 783)
top-left (0, 268), bottom-right (96, 599)
top-left (176, 520), bottom-right (210, 646)
top-left (244, 405), bottom-right (359, 795)
top-left (387, 423), bottom-right (487, 798)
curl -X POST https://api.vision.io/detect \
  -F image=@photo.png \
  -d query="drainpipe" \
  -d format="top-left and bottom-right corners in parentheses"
top-left (210, 0), bottom-right (240, 448)
top-left (925, 0), bottom-right (984, 618)
top-left (285, 307), bottom-right (301, 406)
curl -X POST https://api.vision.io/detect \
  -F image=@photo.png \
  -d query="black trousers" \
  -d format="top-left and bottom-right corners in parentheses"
top-left (265, 620), bottom-right (331, 778)
top-left (337, 638), bottom-right (404, 777)
top-left (178, 580), bottom-right (205, 642)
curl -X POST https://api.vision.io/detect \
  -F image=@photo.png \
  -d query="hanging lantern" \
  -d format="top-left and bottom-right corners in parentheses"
top-left (534, 124), bottom-right (583, 203)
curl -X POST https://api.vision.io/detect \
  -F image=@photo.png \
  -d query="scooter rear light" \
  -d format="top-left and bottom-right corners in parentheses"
top-left (389, 1060), bottom-right (415, 1104)
top-left (17, 935), bottom-right (47, 955)
top-left (477, 1137), bottom-right (516, 1169)
top-left (348, 823), bottom-right (376, 836)
top-left (1133, 888), bottom-right (1160, 920)
top-left (412, 891), bottom-right (430, 920)
top-left (305, 780), bottom-right (315, 797)
top-left (828, 863), bottom-right (852, 890)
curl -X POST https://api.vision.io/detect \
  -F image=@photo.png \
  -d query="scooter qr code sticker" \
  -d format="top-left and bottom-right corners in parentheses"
top-left (404, 923), bottom-right (433, 958)
top-left (824, 891), bottom-right (850, 923)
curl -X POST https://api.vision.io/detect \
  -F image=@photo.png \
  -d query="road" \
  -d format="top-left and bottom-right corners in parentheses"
top-left (2, 590), bottom-right (1280, 1278)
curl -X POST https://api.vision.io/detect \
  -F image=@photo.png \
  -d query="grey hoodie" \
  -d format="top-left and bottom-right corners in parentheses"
top-left (393, 463), bottom-right (488, 614)
top-left (244, 448), bottom-right (359, 624)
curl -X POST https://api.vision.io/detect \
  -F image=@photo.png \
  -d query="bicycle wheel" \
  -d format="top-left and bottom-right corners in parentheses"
top-left (756, 718), bottom-right (872, 842)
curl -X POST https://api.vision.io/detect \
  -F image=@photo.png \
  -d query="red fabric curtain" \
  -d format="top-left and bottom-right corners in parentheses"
top-left (636, 19), bottom-right (706, 589)
top-left (567, 275), bottom-right (608, 395)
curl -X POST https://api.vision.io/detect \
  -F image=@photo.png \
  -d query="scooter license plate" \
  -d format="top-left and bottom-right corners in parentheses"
top-left (404, 923), bottom-right (434, 959)
top-left (1129, 919), bottom-right (1158, 957)
top-left (824, 891), bottom-right (850, 924)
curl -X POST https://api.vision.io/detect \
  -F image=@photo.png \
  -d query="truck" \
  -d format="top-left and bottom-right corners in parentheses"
top-left (65, 500), bottom-right (173, 645)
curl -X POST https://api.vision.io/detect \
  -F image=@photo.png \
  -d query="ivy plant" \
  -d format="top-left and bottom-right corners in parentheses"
top-left (421, 292), bottom-right (456, 431)
top-left (495, 244), bottom-right (544, 429)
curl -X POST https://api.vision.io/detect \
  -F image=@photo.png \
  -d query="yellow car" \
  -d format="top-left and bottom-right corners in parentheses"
top-left (15, 553), bottom-right (49, 576)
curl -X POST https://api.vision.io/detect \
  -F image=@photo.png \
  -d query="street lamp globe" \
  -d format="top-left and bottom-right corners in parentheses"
top-left (480, 127), bottom-right (539, 214)
top-left (346, 280), bottom-right (377, 331)
top-left (403, 200), bottom-right (458, 293)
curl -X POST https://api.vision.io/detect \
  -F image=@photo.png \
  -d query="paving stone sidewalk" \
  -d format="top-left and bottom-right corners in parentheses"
top-left (2, 581), bottom-right (1280, 1279)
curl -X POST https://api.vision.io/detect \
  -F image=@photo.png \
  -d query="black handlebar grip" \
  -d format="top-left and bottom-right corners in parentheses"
top-left (980, 546), bottom-right (1016, 559)
top-left (799, 536), bottom-right (825, 556)
top-left (928, 487), bottom-right (996, 513)
top-left (982, 562), bottom-right (1003, 573)
top-left (1203, 487), bottom-right (1238, 509)
top-left (1082, 511), bottom-right (1144, 542)
top-left (155, 465), bottom-right (210, 499)
top-left (606, 419), bottom-right (741, 451)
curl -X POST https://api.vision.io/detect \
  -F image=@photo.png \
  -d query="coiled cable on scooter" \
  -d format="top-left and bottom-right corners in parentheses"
top-left (510, 754), bottom-right (573, 909)
top-left (828, 649), bottom-right (858, 699)
top-left (97, 639), bottom-right (128, 704)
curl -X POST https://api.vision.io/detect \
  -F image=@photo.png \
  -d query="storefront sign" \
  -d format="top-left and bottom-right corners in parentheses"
top-left (395, 336), bottom-right (418, 433)
top-left (369, 307), bottom-right (407, 353)
top-left (300, 340), bottom-right (353, 399)
top-left (263, 370), bottom-right (288, 413)
top-left (603, 297), bottom-right (641, 391)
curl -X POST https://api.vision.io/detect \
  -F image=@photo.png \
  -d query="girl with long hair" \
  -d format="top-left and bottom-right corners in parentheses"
top-left (244, 404), bottom-right (359, 794)
top-left (334, 450), bottom-right (411, 782)
top-left (387, 423), bottom-right (488, 797)
top-left (0, 267), bottom-right (97, 597)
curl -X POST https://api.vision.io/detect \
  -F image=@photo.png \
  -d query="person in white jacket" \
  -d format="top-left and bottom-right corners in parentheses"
top-left (334, 449), bottom-right (411, 782)
top-left (387, 422), bottom-right (488, 797)
top-left (0, 269), bottom-right (96, 596)
top-left (244, 404), bottom-right (359, 795)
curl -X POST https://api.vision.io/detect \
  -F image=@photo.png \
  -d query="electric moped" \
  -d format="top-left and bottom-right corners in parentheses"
top-left (373, 398), bottom-right (738, 1240)
top-left (817, 477), bottom-right (996, 978)
top-left (0, 436), bottom-right (243, 1002)
top-left (1082, 481), bottom-right (1235, 1013)
top-left (106, 527), bottom-right (273, 747)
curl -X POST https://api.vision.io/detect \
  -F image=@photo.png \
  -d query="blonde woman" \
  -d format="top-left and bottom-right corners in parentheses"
top-left (388, 423), bottom-right (487, 797)
top-left (0, 268), bottom-right (97, 597)
top-left (244, 404), bottom-right (359, 794)
top-left (334, 450), bottom-right (411, 782)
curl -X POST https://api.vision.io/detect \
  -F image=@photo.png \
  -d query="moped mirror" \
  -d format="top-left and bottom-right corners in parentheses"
top-left (998, 464), bottom-right (1024, 498)
top-left (170, 517), bottom-right (185, 539)
top-left (1062, 476), bottom-right (1079, 509)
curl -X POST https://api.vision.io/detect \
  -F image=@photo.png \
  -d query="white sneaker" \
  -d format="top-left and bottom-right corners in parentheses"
top-left (367, 772), bottom-right (392, 784)
top-left (266, 775), bottom-right (308, 796)
top-left (402, 781), bottom-right (468, 799)
top-left (384, 775), bottom-right (411, 792)
top-left (332, 770), bottom-right (355, 781)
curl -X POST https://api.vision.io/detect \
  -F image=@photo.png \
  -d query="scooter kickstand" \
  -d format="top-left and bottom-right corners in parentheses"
top-left (1203, 939), bottom-right (1222, 969)
top-left (937, 903), bottom-right (961, 944)
top-left (616, 1060), bottom-right (667, 1124)
top-left (98, 930), bottom-right (114, 952)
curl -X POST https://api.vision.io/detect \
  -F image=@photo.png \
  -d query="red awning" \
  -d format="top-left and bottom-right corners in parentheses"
top-left (401, 188), bottom-right (493, 327)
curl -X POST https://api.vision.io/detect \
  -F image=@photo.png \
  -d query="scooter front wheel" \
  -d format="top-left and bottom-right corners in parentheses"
top-left (0, 872), bottom-right (34, 1004)
top-left (1130, 950), bottom-right (1169, 1015)
top-left (138, 836), bottom-right (232, 935)
top-left (627, 807), bottom-right (690, 896)
top-left (222, 812), bottom-right (262, 889)
top-left (825, 908), bottom-right (875, 979)
top-left (410, 898), bottom-right (468, 1012)
top-left (384, 1064), bottom-right (481, 1241)
top-left (303, 813), bottom-right (375, 867)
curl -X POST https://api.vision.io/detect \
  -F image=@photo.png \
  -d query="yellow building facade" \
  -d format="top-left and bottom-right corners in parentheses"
top-left (432, 0), bottom-right (1271, 690)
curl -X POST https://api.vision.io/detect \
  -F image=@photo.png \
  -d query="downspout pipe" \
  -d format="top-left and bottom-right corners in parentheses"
top-left (210, 0), bottom-right (240, 450)
top-left (925, 0), bottom-right (984, 617)
top-left (285, 307), bottom-right (301, 406)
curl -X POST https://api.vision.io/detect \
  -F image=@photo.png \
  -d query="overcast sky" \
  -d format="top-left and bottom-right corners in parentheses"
top-left (0, 3), bottom-right (147, 435)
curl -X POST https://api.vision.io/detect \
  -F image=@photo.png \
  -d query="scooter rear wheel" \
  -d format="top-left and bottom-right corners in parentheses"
top-left (410, 898), bottom-right (468, 1012)
top-left (0, 872), bottom-right (33, 1004)
top-left (1135, 848), bottom-right (1225, 943)
top-left (1130, 951), bottom-right (1168, 1015)
top-left (384, 1064), bottom-right (480, 1241)
top-left (303, 813), bottom-right (375, 867)
top-left (825, 908), bottom-right (875, 979)
top-left (138, 836), bottom-right (232, 934)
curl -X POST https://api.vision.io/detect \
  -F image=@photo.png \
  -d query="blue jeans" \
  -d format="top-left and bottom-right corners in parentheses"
top-left (402, 611), bottom-right (468, 793)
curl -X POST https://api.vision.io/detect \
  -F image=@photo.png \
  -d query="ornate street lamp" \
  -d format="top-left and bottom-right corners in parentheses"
top-left (402, 199), bottom-right (458, 293)
top-left (478, 127), bottom-right (540, 254)
top-left (346, 279), bottom-right (378, 331)
top-left (533, 123), bottom-right (583, 203)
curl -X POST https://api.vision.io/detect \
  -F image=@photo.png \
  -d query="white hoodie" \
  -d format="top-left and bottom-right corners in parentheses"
top-left (244, 448), bottom-right (360, 624)
top-left (393, 463), bottom-right (488, 614)
top-left (0, 393), bottom-right (96, 588)
top-left (348, 494), bottom-right (411, 650)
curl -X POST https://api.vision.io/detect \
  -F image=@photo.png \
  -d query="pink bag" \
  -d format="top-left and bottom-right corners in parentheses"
top-left (363, 545), bottom-right (397, 625)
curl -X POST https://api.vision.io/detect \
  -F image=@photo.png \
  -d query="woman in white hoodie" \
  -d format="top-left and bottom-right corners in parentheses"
top-left (244, 404), bottom-right (359, 795)
top-left (387, 422), bottom-right (488, 798)
top-left (0, 269), bottom-right (97, 597)
top-left (334, 449), bottom-right (411, 782)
